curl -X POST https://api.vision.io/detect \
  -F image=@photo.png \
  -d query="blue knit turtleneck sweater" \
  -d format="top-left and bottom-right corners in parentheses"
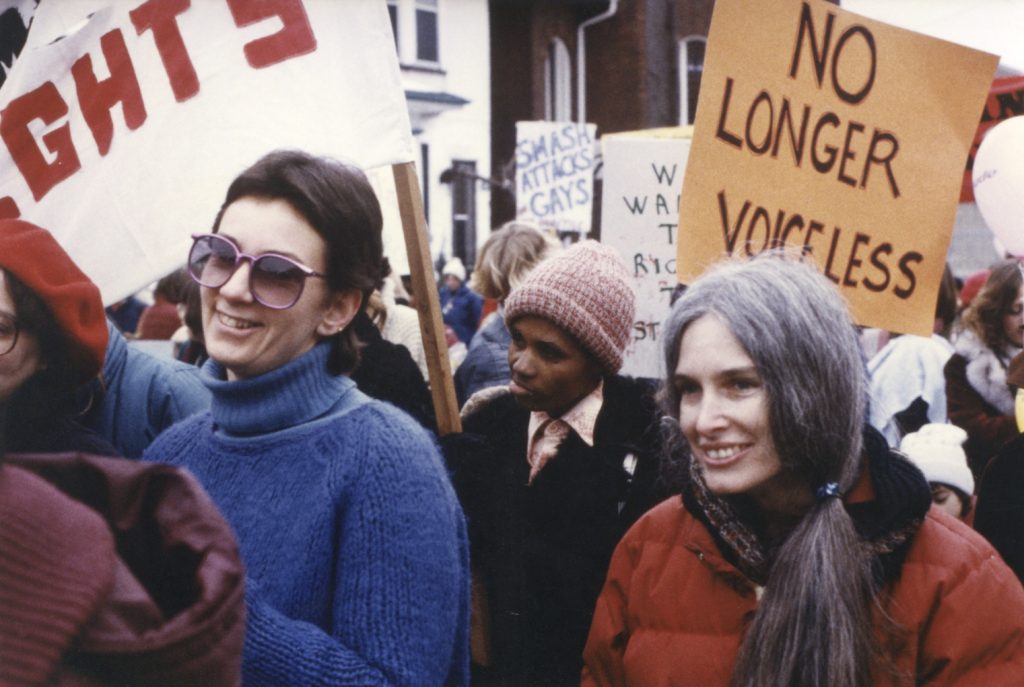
top-left (143, 342), bottom-right (470, 686)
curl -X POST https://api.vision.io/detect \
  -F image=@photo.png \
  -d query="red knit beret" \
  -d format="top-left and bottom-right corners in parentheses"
top-left (505, 240), bottom-right (636, 374)
top-left (960, 269), bottom-right (991, 308)
top-left (0, 219), bottom-right (108, 383)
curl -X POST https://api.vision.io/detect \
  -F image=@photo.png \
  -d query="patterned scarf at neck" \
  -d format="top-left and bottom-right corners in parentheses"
top-left (681, 427), bottom-right (933, 587)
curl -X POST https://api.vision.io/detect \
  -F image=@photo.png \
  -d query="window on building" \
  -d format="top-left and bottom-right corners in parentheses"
top-left (387, 0), bottom-right (398, 47)
top-left (679, 37), bottom-right (706, 125)
top-left (544, 38), bottom-right (572, 121)
top-left (451, 160), bottom-right (477, 268)
top-left (416, 0), bottom-right (439, 63)
top-left (390, 0), bottom-right (440, 66)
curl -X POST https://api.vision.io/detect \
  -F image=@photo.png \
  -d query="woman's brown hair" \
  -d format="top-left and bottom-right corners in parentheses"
top-left (960, 258), bottom-right (1023, 354)
top-left (212, 150), bottom-right (385, 375)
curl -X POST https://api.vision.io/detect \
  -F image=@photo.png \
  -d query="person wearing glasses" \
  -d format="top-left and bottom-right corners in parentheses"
top-left (143, 150), bottom-right (470, 686)
top-left (0, 219), bottom-right (117, 455)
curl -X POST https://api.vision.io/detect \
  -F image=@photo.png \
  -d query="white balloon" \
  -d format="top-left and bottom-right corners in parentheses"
top-left (973, 115), bottom-right (1024, 257)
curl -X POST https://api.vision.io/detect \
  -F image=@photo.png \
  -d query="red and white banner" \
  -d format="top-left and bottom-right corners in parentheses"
top-left (0, 0), bottom-right (415, 303)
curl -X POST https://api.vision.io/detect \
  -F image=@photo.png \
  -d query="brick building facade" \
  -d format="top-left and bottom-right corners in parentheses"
top-left (488, 0), bottom-right (715, 229)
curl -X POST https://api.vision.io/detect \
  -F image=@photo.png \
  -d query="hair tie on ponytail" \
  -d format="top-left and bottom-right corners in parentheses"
top-left (816, 482), bottom-right (841, 501)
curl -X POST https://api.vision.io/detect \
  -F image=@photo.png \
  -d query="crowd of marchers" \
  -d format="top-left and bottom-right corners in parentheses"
top-left (1, 149), bottom-right (1023, 687)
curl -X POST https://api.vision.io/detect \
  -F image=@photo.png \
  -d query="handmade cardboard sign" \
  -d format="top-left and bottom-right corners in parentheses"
top-left (0, 0), bottom-right (415, 303)
top-left (515, 120), bottom-right (597, 234)
top-left (678, 0), bottom-right (998, 335)
top-left (602, 128), bottom-right (692, 378)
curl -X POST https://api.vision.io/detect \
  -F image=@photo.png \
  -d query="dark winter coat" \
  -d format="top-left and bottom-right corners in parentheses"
top-left (0, 452), bottom-right (246, 686)
top-left (105, 295), bottom-right (146, 336)
top-left (440, 282), bottom-right (484, 345)
top-left (975, 432), bottom-right (1024, 584)
top-left (454, 311), bottom-right (512, 407)
top-left (5, 408), bottom-right (119, 456)
top-left (445, 376), bottom-right (670, 686)
top-left (350, 312), bottom-right (437, 432)
top-left (944, 347), bottom-right (1019, 480)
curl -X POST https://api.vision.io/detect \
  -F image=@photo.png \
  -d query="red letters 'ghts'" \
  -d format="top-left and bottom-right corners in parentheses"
top-left (72, 29), bottom-right (148, 156)
top-left (0, 82), bottom-right (82, 201)
top-left (130, 0), bottom-right (200, 102)
top-left (226, 0), bottom-right (317, 69)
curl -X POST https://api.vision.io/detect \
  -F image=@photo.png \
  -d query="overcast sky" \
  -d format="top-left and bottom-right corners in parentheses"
top-left (842, 0), bottom-right (1024, 76)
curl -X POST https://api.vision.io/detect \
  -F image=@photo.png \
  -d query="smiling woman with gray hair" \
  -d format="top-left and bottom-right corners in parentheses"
top-left (583, 253), bottom-right (1024, 687)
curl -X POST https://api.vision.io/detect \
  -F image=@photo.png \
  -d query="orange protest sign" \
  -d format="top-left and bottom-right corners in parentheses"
top-left (677, 0), bottom-right (998, 335)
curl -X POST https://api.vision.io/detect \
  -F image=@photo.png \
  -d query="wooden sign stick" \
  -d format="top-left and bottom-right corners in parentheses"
top-left (392, 161), bottom-right (462, 435)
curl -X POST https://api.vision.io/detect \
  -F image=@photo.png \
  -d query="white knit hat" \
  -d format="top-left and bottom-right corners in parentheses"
top-left (899, 423), bottom-right (974, 495)
top-left (442, 257), bottom-right (466, 282)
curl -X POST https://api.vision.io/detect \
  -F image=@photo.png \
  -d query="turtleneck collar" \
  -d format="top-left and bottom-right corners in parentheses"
top-left (201, 342), bottom-right (356, 436)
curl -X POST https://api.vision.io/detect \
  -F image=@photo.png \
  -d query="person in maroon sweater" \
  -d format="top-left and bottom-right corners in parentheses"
top-left (0, 397), bottom-right (246, 686)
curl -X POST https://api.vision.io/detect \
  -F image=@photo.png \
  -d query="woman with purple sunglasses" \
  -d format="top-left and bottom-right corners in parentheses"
top-left (144, 149), bottom-right (470, 687)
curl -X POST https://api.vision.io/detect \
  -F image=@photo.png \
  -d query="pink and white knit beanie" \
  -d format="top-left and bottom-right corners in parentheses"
top-left (505, 240), bottom-right (635, 374)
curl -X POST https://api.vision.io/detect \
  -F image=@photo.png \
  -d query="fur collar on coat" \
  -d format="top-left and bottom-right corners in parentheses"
top-left (954, 329), bottom-right (1021, 416)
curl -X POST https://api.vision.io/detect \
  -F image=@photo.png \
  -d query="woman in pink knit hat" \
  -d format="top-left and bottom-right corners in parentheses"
top-left (445, 239), bottom-right (673, 686)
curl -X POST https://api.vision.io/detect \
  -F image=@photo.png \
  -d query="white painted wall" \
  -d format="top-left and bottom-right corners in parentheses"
top-left (394, 0), bottom-right (492, 269)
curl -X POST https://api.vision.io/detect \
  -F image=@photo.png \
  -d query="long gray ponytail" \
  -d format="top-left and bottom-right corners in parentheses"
top-left (663, 254), bottom-right (876, 687)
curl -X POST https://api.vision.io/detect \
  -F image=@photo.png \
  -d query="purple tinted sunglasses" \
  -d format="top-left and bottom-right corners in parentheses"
top-left (187, 233), bottom-right (325, 310)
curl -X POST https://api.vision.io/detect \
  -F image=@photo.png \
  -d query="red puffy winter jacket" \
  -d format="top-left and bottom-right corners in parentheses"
top-left (583, 480), bottom-right (1024, 686)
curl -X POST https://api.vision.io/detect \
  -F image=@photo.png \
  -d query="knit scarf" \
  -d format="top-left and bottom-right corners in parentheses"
top-left (681, 427), bottom-right (933, 587)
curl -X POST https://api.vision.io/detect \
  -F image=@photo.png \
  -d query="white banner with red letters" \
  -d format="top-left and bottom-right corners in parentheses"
top-left (0, 0), bottom-right (415, 303)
